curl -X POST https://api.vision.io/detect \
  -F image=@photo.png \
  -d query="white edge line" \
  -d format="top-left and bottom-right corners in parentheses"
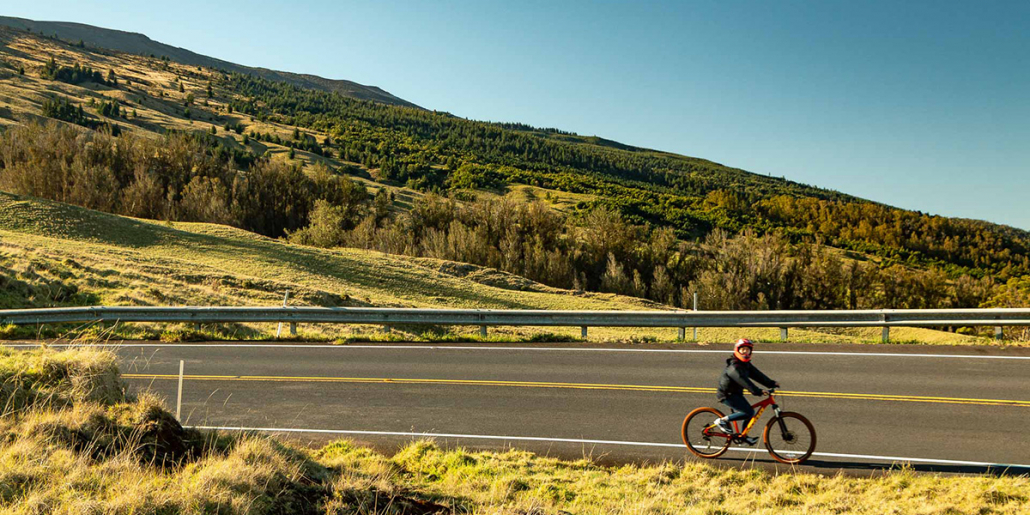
top-left (187, 425), bottom-right (1030, 470)
top-left (4, 343), bottom-right (1029, 360)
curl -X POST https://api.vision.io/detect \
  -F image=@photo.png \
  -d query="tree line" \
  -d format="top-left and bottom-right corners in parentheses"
top-left (39, 58), bottom-right (113, 87)
top-left (0, 123), bottom-right (1021, 311)
top-left (0, 123), bottom-right (364, 238)
top-left (290, 193), bottom-right (998, 311)
top-left (217, 72), bottom-right (1030, 280)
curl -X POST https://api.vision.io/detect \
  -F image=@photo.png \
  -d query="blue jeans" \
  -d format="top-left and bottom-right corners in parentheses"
top-left (720, 394), bottom-right (755, 429)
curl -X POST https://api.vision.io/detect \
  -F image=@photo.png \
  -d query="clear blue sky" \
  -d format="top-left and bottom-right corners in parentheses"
top-left (9, 1), bottom-right (1030, 229)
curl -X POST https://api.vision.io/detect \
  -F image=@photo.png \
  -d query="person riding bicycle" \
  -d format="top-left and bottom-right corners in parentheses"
top-left (712, 338), bottom-right (779, 445)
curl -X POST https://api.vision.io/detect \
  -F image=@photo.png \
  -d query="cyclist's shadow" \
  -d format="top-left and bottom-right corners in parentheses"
top-left (715, 456), bottom-right (1029, 477)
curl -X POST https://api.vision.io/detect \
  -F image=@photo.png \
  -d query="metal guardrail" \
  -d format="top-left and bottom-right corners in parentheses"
top-left (1, 306), bottom-right (1027, 341)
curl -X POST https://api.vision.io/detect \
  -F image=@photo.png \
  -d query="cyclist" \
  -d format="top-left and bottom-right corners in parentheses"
top-left (712, 338), bottom-right (779, 445)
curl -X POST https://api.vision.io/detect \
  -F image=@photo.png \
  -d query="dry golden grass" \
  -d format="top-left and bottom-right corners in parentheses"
top-left (329, 439), bottom-right (1030, 515)
top-left (0, 346), bottom-right (1026, 514)
top-left (472, 184), bottom-right (597, 214)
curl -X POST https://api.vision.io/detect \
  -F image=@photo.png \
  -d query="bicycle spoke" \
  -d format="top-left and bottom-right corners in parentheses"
top-left (764, 413), bottom-right (816, 464)
top-left (683, 408), bottom-right (731, 458)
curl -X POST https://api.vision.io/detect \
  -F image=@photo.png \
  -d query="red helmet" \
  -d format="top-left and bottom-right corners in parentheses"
top-left (734, 338), bottom-right (754, 362)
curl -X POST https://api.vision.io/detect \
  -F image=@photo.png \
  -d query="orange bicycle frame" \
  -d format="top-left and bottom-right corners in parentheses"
top-left (722, 392), bottom-right (780, 437)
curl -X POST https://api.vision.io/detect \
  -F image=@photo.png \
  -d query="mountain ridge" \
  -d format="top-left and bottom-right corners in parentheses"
top-left (0, 16), bottom-right (419, 108)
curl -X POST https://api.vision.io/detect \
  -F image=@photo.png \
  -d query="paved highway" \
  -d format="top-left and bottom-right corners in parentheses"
top-left (29, 341), bottom-right (1030, 475)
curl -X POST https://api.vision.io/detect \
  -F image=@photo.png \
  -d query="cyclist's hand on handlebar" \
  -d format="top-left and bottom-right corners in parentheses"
top-left (750, 388), bottom-right (763, 396)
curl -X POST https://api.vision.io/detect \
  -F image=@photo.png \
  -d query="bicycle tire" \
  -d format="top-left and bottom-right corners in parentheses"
top-left (682, 407), bottom-right (731, 459)
top-left (763, 412), bottom-right (816, 464)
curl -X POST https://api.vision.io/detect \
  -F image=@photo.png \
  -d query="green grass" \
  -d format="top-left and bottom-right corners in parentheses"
top-left (0, 191), bottom-right (998, 346)
top-left (1, 346), bottom-right (1027, 514)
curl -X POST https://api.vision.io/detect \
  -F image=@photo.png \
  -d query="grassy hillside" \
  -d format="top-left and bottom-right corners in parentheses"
top-left (0, 25), bottom-right (379, 169)
top-left (0, 191), bottom-right (992, 345)
top-left (0, 16), bottom-right (417, 107)
top-left (0, 346), bottom-right (1027, 514)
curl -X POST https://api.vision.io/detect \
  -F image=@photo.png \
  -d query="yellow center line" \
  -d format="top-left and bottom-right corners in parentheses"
top-left (121, 374), bottom-right (1030, 408)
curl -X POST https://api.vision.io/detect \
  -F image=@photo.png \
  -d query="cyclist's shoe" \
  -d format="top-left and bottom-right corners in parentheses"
top-left (742, 436), bottom-right (759, 446)
top-left (713, 418), bottom-right (733, 434)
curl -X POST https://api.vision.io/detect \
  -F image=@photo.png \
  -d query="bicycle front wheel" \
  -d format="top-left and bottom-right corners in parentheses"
top-left (682, 407), bottom-right (731, 459)
top-left (763, 412), bottom-right (816, 464)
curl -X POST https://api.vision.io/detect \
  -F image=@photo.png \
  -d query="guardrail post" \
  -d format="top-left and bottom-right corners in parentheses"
top-left (881, 313), bottom-right (889, 343)
top-left (290, 322), bottom-right (297, 336)
top-left (995, 326), bottom-right (1003, 341)
top-left (780, 327), bottom-right (788, 341)
top-left (692, 293), bottom-right (699, 341)
top-left (581, 326), bottom-right (588, 339)
top-left (678, 327), bottom-right (685, 340)
top-left (480, 325), bottom-right (487, 337)
top-left (276, 289), bottom-right (290, 338)
top-left (193, 323), bottom-right (201, 332)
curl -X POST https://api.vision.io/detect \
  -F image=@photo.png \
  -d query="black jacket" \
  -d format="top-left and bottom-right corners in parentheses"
top-left (717, 357), bottom-right (777, 401)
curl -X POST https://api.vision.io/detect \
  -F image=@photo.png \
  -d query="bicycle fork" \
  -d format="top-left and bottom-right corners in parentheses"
top-left (771, 404), bottom-right (797, 443)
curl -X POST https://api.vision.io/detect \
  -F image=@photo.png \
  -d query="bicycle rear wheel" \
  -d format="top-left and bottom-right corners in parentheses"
top-left (763, 412), bottom-right (816, 464)
top-left (682, 407), bottom-right (731, 459)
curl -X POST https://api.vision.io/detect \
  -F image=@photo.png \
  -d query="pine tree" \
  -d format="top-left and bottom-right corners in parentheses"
top-left (207, 83), bottom-right (213, 97)
top-left (288, 147), bottom-right (296, 159)
top-left (178, 82), bottom-right (184, 93)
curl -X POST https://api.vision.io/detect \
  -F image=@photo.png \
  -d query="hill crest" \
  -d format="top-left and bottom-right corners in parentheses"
top-left (0, 16), bottom-right (418, 108)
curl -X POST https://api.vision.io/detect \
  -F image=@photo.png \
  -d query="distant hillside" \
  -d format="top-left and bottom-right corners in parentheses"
top-left (0, 20), bottom-right (1026, 317)
top-left (0, 16), bottom-right (418, 108)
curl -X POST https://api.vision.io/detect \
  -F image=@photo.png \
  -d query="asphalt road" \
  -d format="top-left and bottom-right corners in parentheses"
top-left (34, 341), bottom-right (1030, 475)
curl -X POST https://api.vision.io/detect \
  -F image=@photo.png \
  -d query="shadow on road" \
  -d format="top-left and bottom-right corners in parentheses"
top-left (719, 455), bottom-right (1030, 477)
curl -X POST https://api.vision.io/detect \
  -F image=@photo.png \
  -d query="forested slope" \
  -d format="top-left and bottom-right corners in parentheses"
top-left (0, 23), bottom-right (1027, 318)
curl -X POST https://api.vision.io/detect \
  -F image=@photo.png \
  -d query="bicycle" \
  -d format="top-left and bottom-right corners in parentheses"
top-left (681, 389), bottom-right (816, 464)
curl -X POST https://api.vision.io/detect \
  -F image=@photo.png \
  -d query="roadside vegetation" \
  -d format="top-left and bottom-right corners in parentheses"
top-left (0, 346), bottom-right (1026, 514)
top-left (0, 191), bottom-right (1005, 345)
